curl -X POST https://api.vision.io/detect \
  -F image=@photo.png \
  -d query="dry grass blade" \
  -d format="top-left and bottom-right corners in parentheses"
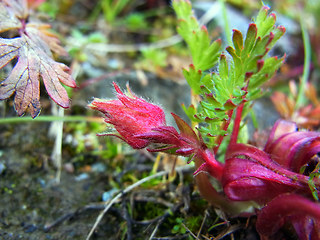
top-left (211, 224), bottom-right (243, 240)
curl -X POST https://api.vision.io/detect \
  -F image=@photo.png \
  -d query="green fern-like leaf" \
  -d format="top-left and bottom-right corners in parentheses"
top-left (173, 1), bottom-right (285, 148)
top-left (172, 0), bottom-right (221, 72)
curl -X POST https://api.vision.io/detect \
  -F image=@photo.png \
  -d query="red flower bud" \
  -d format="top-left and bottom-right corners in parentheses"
top-left (223, 120), bottom-right (320, 203)
top-left (89, 82), bottom-right (166, 149)
top-left (256, 194), bottom-right (320, 240)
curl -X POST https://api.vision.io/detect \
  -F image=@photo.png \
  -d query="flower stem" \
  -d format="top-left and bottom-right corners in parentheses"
top-left (229, 102), bottom-right (244, 146)
top-left (219, 0), bottom-right (232, 46)
top-left (295, 15), bottom-right (311, 110)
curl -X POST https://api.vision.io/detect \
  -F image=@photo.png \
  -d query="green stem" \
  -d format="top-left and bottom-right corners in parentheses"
top-left (0, 116), bottom-right (101, 124)
top-left (295, 16), bottom-right (311, 109)
top-left (219, 0), bottom-right (232, 46)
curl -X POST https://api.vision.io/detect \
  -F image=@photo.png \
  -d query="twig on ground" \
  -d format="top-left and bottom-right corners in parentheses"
top-left (197, 209), bottom-right (209, 238)
top-left (122, 197), bottom-right (133, 240)
top-left (148, 202), bottom-right (184, 240)
top-left (86, 165), bottom-right (193, 240)
top-left (132, 195), bottom-right (174, 209)
top-left (44, 211), bottom-right (74, 232)
top-left (75, 69), bottom-right (131, 91)
top-left (181, 222), bottom-right (199, 239)
top-left (212, 224), bottom-right (243, 240)
top-left (49, 104), bottom-right (64, 183)
top-left (43, 203), bottom-right (118, 232)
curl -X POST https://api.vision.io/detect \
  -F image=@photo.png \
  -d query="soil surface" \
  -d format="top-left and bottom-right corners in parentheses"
top-left (0, 79), bottom-right (270, 240)
top-left (0, 1), bottom-right (306, 239)
top-left (0, 85), bottom-right (276, 240)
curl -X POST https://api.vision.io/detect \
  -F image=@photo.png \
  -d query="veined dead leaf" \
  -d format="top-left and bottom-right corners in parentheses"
top-left (0, 0), bottom-right (76, 118)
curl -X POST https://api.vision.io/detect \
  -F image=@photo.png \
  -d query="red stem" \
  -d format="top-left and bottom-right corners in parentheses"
top-left (229, 102), bottom-right (244, 147)
top-left (193, 156), bottom-right (252, 215)
top-left (75, 69), bottom-right (130, 91)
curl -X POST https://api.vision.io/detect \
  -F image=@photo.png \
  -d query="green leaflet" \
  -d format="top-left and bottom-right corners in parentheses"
top-left (172, 0), bottom-right (221, 72)
top-left (248, 56), bottom-right (285, 91)
top-left (182, 64), bottom-right (202, 94)
top-left (172, 0), bottom-right (285, 148)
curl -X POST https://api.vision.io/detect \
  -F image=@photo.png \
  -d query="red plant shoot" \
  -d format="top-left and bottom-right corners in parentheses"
top-left (90, 81), bottom-right (320, 239)
top-left (89, 1), bottom-right (320, 239)
top-left (89, 82), bottom-right (166, 149)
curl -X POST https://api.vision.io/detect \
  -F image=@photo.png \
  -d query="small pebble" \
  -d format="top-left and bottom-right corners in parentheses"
top-left (64, 163), bottom-right (75, 173)
top-left (102, 188), bottom-right (118, 202)
top-left (75, 173), bottom-right (89, 181)
top-left (24, 224), bottom-right (37, 233)
top-left (108, 58), bottom-right (123, 69)
top-left (91, 162), bottom-right (106, 173)
top-left (0, 162), bottom-right (6, 175)
top-left (38, 178), bottom-right (46, 188)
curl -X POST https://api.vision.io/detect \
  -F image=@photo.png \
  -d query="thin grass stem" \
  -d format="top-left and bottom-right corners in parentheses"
top-left (0, 116), bottom-right (102, 124)
top-left (295, 16), bottom-right (311, 109)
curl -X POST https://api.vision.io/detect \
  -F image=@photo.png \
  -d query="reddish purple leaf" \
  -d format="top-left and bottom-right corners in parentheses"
top-left (256, 194), bottom-right (320, 240)
top-left (265, 119), bottom-right (320, 171)
top-left (224, 142), bottom-right (320, 202)
top-left (222, 157), bottom-right (304, 202)
top-left (171, 112), bottom-right (198, 141)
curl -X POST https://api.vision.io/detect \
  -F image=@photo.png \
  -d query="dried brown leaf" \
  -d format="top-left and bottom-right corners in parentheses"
top-left (0, 2), bottom-right (22, 32)
top-left (2, 0), bottom-right (28, 19)
top-left (27, 23), bottom-right (68, 56)
top-left (0, 34), bottom-right (76, 117)
top-left (0, 0), bottom-right (76, 118)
